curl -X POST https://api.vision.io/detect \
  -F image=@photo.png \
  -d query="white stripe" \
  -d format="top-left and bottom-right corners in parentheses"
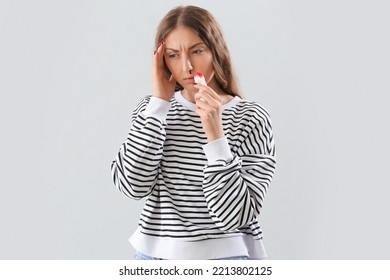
top-left (111, 93), bottom-right (276, 242)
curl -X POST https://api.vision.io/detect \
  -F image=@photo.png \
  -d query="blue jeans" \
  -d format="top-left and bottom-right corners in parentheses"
top-left (134, 251), bottom-right (251, 260)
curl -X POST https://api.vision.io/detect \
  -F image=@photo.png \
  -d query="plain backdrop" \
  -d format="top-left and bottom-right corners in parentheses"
top-left (1, 0), bottom-right (389, 259)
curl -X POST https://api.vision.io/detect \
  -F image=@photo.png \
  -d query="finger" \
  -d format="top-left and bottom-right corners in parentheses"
top-left (153, 40), bottom-right (164, 55)
top-left (195, 97), bottom-right (207, 108)
top-left (195, 100), bottom-right (210, 112)
top-left (193, 84), bottom-right (221, 102)
top-left (168, 74), bottom-right (177, 87)
top-left (195, 95), bottom-right (218, 113)
top-left (153, 40), bottom-right (165, 69)
top-left (195, 101), bottom-right (208, 113)
top-left (195, 107), bottom-right (206, 118)
top-left (194, 91), bottom-right (207, 104)
top-left (195, 102), bottom-right (218, 121)
top-left (194, 91), bottom-right (220, 108)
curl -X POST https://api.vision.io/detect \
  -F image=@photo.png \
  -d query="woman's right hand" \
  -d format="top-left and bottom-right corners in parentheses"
top-left (152, 40), bottom-right (176, 101)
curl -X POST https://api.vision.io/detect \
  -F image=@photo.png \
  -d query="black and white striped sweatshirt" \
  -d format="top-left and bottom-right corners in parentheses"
top-left (111, 91), bottom-right (276, 259)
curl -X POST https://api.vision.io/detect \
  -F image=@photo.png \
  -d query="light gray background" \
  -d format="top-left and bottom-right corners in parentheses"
top-left (1, 0), bottom-right (389, 259)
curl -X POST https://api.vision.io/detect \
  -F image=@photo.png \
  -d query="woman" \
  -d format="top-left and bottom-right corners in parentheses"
top-left (111, 5), bottom-right (276, 260)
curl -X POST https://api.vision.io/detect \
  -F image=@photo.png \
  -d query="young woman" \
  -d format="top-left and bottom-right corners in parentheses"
top-left (111, 5), bottom-right (276, 260)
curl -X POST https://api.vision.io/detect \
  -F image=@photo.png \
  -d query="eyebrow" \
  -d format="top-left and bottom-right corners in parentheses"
top-left (165, 42), bottom-right (205, 52)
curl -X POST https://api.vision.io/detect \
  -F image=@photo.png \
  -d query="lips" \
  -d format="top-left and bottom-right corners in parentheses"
top-left (184, 77), bottom-right (195, 84)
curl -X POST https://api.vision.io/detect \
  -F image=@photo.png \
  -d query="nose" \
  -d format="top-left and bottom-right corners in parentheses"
top-left (181, 55), bottom-right (193, 73)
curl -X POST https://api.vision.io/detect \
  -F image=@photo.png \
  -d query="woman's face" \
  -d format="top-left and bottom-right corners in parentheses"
top-left (164, 26), bottom-right (215, 94)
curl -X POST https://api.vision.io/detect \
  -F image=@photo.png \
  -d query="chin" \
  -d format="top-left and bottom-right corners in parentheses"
top-left (183, 85), bottom-right (198, 94)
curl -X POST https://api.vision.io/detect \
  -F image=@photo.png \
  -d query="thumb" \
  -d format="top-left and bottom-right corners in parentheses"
top-left (168, 74), bottom-right (176, 87)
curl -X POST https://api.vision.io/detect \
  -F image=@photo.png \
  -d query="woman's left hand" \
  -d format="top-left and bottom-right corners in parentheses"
top-left (193, 84), bottom-right (225, 142)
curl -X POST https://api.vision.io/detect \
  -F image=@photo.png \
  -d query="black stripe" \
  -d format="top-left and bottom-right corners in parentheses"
top-left (110, 95), bottom-right (276, 242)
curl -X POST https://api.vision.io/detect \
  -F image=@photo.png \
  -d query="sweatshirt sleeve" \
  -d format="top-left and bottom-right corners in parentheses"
top-left (202, 105), bottom-right (276, 232)
top-left (110, 96), bottom-right (171, 200)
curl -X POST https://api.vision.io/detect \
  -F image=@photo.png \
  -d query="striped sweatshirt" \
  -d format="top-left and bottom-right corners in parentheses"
top-left (111, 91), bottom-right (276, 259)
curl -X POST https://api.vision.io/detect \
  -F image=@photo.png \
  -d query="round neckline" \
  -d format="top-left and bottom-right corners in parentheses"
top-left (174, 91), bottom-right (241, 112)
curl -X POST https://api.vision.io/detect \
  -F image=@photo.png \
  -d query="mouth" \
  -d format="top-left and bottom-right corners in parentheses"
top-left (183, 77), bottom-right (195, 84)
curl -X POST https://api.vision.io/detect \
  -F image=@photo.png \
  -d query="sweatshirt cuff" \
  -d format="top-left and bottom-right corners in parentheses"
top-left (202, 137), bottom-right (233, 165)
top-left (143, 96), bottom-right (171, 123)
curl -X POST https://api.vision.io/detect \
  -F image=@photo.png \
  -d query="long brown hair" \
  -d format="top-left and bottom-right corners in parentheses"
top-left (155, 5), bottom-right (241, 97)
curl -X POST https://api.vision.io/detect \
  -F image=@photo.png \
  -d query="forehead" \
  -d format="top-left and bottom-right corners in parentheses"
top-left (165, 26), bottom-right (204, 47)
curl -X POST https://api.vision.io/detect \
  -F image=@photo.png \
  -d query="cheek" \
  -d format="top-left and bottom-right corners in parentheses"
top-left (165, 60), bottom-right (183, 85)
top-left (202, 56), bottom-right (214, 73)
top-left (165, 59), bottom-right (179, 74)
top-left (198, 54), bottom-right (213, 69)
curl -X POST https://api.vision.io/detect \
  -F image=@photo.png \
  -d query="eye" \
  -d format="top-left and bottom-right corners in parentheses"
top-left (192, 49), bottom-right (204, 55)
top-left (168, 53), bottom-right (178, 59)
